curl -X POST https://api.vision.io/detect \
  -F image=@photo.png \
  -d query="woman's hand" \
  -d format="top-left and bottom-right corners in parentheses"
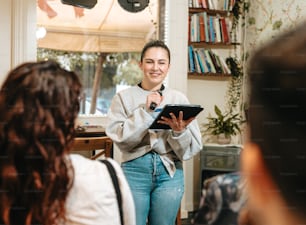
top-left (158, 111), bottom-right (195, 132)
top-left (147, 91), bottom-right (163, 111)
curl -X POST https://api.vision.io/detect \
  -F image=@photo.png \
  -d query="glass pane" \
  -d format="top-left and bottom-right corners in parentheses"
top-left (36, 0), bottom-right (159, 115)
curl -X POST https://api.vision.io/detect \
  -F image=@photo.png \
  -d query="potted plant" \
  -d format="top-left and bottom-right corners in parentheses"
top-left (202, 105), bottom-right (244, 144)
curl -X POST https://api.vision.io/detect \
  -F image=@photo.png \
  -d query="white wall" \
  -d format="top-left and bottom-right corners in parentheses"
top-left (188, 79), bottom-right (228, 123)
top-left (0, 0), bottom-right (12, 83)
top-left (0, 0), bottom-right (36, 85)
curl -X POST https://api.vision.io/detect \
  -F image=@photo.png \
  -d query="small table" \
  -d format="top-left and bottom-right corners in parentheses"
top-left (72, 136), bottom-right (113, 159)
top-left (200, 144), bottom-right (242, 188)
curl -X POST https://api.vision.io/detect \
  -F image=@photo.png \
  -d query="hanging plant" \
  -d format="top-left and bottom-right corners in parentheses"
top-left (226, 73), bottom-right (243, 111)
top-left (226, 57), bottom-right (243, 78)
top-left (232, 0), bottom-right (245, 29)
top-left (225, 0), bottom-right (247, 113)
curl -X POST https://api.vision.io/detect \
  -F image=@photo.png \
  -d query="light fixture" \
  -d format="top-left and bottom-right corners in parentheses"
top-left (118, 0), bottom-right (149, 13)
top-left (36, 27), bottom-right (47, 39)
top-left (61, 0), bottom-right (97, 9)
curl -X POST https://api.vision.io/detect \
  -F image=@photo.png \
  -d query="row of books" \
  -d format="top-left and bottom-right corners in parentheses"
top-left (189, 12), bottom-right (232, 43)
top-left (188, 45), bottom-right (231, 74)
top-left (189, 0), bottom-right (236, 11)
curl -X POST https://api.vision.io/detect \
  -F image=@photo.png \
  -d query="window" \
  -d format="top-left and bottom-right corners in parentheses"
top-left (36, 0), bottom-right (159, 115)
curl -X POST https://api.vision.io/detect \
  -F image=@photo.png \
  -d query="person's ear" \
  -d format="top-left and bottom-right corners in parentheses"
top-left (241, 143), bottom-right (278, 210)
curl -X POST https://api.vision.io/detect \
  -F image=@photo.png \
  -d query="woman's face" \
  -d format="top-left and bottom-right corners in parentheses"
top-left (139, 47), bottom-right (170, 88)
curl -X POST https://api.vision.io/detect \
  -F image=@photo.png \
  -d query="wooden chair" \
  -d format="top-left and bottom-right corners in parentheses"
top-left (72, 136), bottom-right (113, 159)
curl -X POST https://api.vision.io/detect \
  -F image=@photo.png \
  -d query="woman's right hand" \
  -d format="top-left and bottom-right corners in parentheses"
top-left (147, 91), bottom-right (163, 111)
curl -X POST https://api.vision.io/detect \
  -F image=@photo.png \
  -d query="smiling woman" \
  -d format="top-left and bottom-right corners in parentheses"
top-left (36, 0), bottom-right (161, 115)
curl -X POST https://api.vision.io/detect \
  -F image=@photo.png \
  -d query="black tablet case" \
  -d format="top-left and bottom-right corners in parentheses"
top-left (149, 104), bottom-right (204, 129)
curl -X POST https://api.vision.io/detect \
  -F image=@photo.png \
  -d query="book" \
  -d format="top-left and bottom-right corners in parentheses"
top-left (202, 12), bottom-right (210, 42)
top-left (220, 17), bottom-right (230, 43)
top-left (193, 0), bottom-right (200, 7)
top-left (214, 54), bottom-right (225, 74)
top-left (201, 0), bottom-right (208, 8)
top-left (224, 0), bottom-right (229, 10)
top-left (217, 53), bottom-right (231, 74)
top-left (149, 104), bottom-right (204, 130)
top-left (190, 14), bottom-right (199, 42)
top-left (194, 49), bottom-right (206, 73)
top-left (207, 0), bottom-right (215, 9)
top-left (198, 0), bottom-right (203, 8)
top-left (188, 45), bottom-right (196, 72)
top-left (197, 49), bottom-right (210, 73)
top-left (199, 14), bottom-right (206, 42)
top-left (208, 49), bottom-right (223, 73)
top-left (214, 16), bottom-right (222, 43)
top-left (212, 0), bottom-right (225, 10)
top-left (203, 49), bottom-right (217, 73)
top-left (193, 49), bottom-right (202, 73)
top-left (209, 15), bottom-right (216, 43)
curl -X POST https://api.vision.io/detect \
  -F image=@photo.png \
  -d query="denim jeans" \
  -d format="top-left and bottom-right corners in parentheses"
top-left (122, 152), bottom-right (184, 225)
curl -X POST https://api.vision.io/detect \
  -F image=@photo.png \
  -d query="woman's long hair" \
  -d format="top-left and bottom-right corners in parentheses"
top-left (0, 61), bottom-right (82, 225)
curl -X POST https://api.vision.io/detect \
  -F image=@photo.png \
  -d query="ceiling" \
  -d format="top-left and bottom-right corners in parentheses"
top-left (37, 0), bottom-right (159, 52)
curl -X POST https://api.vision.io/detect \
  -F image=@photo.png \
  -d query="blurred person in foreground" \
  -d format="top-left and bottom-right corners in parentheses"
top-left (0, 61), bottom-right (135, 225)
top-left (241, 22), bottom-right (306, 225)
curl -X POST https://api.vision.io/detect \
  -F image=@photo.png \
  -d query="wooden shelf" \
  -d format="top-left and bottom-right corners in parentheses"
top-left (188, 72), bottom-right (231, 80)
top-left (189, 7), bottom-right (232, 16)
top-left (187, 5), bottom-right (239, 81)
top-left (189, 42), bottom-right (239, 48)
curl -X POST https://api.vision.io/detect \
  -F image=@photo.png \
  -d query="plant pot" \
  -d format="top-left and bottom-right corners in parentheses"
top-left (216, 134), bottom-right (231, 145)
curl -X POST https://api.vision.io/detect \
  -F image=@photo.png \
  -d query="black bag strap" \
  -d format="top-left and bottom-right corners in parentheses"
top-left (100, 159), bottom-right (124, 225)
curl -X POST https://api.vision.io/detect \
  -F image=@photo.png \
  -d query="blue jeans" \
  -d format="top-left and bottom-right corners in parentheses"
top-left (122, 152), bottom-right (184, 225)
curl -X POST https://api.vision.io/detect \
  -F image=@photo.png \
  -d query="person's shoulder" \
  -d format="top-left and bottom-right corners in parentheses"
top-left (69, 153), bottom-right (91, 164)
top-left (116, 85), bottom-right (139, 95)
top-left (98, 158), bottom-right (122, 172)
top-left (69, 154), bottom-right (123, 174)
top-left (165, 87), bottom-right (189, 102)
top-left (69, 154), bottom-right (106, 173)
top-left (69, 154), bottom-right (92, 166)
top-left (109, 86), bottom-right (138, 105)
top-left (168, 87), bottom-right (187, 95)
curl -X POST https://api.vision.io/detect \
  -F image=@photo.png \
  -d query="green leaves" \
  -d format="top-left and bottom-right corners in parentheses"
top-left (204, 105), bottom-right (244, 137)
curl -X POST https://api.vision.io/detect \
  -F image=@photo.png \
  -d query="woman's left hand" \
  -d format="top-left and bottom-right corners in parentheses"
top-left (158, 111), bottom-right (195, 132)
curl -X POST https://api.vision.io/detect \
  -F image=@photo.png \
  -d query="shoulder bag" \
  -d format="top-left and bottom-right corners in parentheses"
top-left (100, 159), bottom-right (124, 225)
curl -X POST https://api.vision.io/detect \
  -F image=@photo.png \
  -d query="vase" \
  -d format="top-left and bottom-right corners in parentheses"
top-left (216, 134), bottom-right (231, 145)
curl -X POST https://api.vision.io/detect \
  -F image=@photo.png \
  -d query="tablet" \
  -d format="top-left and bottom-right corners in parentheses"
top-left (149, 104), bottom-right (204, 129)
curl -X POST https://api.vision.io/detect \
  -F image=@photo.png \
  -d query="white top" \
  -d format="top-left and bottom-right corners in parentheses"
top-left (65, 154), bottom-right (135, 225)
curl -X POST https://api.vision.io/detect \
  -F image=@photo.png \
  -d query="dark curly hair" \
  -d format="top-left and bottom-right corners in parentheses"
top-left (0, 60), bottom-right (82, 225)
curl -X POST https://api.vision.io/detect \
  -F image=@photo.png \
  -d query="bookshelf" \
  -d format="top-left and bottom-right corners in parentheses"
top-left (188, 0), bottom-right (241, 79)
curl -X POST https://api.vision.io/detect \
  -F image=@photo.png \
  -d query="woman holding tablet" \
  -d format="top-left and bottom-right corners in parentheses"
top-left (106, 40), bottom-right (203, 225)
